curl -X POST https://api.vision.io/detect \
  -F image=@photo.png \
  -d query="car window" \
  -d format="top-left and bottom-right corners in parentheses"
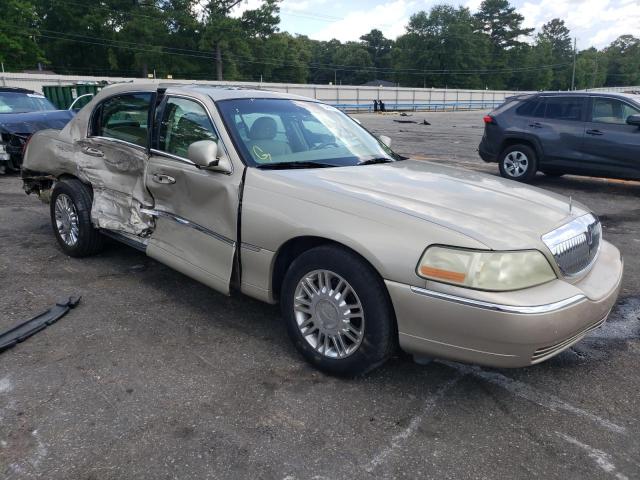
top-left (217, 98), bottom-right (398, 167)
top-left (0, 92), bottom-right (56, 113)
top-left (591, 98), bottom-right (640, 125)
top-left (516, 98), bottom-right (545, 117)
top-left (96, 93), bottom-right (152, 147)
top-left (544, 97), bottom-right (584, 121)
top-left (158, 97), bottom-right (218, 159)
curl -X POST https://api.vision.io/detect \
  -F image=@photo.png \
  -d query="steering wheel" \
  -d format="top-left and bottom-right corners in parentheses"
top-left (311, 141), bottom-right (339, 150)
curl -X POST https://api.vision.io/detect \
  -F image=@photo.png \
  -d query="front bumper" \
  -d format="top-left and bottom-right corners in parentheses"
top-left (387, 240), bottom-right (623, 367)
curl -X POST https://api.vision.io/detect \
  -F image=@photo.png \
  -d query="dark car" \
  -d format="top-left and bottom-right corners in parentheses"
top-left (0, 87), bottom-right (76, 173)
top-left (479, 92), bottom-right (640, 182)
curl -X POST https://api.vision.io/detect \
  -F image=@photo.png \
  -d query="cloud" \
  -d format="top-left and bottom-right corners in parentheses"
top-left (311, 0), bottom-right (419, 42)
top-left (519, 0), bottom-right (640, 48)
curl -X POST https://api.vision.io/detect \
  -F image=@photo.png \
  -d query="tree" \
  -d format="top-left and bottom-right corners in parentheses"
top-left (394, 6), bottom-right (490, 88)
top-left (537, 19), bottom-right (573, 89)
top-left (474, 0), bottom-right (533, 49)
top-left (574, 48), bottom-right (608, 90)
top-left (201, 0), bottom-right (280, 80)
top-left (603, 35), bottom-right (640, 87)
top-left (360, 29), bottom-right (393, 79)
top-left (0, 0), bottom-right (44, 69)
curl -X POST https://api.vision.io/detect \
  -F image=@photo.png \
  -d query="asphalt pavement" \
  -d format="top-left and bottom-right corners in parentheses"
top-left (1, 110), bottom-right (638, 480)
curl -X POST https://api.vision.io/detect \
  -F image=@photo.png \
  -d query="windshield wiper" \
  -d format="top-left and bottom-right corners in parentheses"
top-left (357, 157), bottom-right (394, 166)
top-left (256, 161), bottom-right (338, 170)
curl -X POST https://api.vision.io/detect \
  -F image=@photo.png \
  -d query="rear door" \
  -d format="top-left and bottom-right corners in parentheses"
top-left (78, 91), bottom-right (155, 235)
top-left (144, 94), bottom-right (241, 295)
top-left (533, 96), bottom-right (587, 170)
top-left (581, 96), bottom-right (640, 179)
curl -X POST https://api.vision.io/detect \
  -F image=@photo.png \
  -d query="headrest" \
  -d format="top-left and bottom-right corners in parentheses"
top-left (249, 116), bottom-right (278, 140)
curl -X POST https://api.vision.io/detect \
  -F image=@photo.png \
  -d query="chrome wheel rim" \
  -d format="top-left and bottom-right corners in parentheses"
top-left (504, 151), bottom-right (529, 177)
top-left (54, 194), bottom-right (80, 246)
top-left (293, 269), bottom-right (365, 359)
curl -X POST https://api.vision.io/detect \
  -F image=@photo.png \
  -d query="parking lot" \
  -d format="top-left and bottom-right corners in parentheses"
top-left (1, 110), bottom-right (639, 480)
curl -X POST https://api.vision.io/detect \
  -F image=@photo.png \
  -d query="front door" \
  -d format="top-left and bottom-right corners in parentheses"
top-left (581, 96), bottom-right (640, 179)
top-left (144, 95), bottom-right (240, 295)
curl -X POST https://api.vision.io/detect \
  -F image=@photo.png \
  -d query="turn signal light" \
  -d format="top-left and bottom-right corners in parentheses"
top-left (419, 266), bottom-right (466, 283)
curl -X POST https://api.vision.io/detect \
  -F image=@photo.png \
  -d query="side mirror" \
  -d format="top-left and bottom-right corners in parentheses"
top-left (626, 114), bottom-right (640, 127)
top-left (379, 135), bottom-right (392, 148)
top-left (187, 140), bottom-right (231, 173)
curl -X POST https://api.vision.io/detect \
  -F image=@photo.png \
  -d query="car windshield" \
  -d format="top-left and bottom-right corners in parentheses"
top-left (0, 92), bottom-right (57, 114)
top-left (216, 98), bottom-right (399, 168)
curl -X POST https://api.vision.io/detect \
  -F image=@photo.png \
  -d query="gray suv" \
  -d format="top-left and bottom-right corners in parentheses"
top-left (479, 92), bottom-right (640, 182)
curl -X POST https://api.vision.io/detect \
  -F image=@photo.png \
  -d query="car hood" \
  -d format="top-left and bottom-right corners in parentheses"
top-left (271, 160), bottom-right (587, 250)
top-left (0, 110), bottom-right (76, 135)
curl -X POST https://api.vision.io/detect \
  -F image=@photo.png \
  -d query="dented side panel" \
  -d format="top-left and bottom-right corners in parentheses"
top-left (22, 83), bottom-right (160, 236)
top-left (75, 138), bottom-right (154, 235)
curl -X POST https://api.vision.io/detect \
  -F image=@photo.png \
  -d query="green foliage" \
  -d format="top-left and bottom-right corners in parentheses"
top-left (0, 0), bottom-right (45, 67)
top-left (2, 0), bottom-right (639, 90)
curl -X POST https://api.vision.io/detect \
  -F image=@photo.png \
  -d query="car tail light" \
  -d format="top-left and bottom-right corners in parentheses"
top-left (483, 115), bottom-right (496, 125)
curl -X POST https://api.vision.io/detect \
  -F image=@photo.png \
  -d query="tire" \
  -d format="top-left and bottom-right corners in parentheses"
top-left (498, 144), bottom-right (538, 182)
top-left (280, 245), bottom-right (396, 377)
top-left (50, 178), bottom-right (104, 257)
top-left (542, 170), bottom-right (564, 177)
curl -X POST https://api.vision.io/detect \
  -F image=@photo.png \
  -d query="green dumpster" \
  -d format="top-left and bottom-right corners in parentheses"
top-left (42, 83), bottom-right (104, 110)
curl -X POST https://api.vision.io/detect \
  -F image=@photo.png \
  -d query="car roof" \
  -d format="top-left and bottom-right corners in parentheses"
top-left (98, 82), bottom-right (313, 103)
top-left (0, 87), bottom-right (38, 94)
top-left (534, 91), bottom-right (639, 102)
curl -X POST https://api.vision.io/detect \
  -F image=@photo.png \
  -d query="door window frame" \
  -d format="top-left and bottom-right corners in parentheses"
top-left (587, 96), bottom-right (640, 125)
top-left (88, 91), bottom-right (156, 152)
top-left (150, 94), bottom-right (232, 173)
top-left (539, 95), bottom-right (588, 122)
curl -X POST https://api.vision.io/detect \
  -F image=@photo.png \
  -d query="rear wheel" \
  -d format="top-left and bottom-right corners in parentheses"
top-left (498, 144), bottom-right (538, 182)
top-left (280, 245), bottom-right (396, 376)
top-left (50, 179), bottom-right (104, 257)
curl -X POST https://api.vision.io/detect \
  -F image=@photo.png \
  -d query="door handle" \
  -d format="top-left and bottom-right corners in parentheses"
top-left (529, 122), bottom-right (542, 128)
top-left (586, 129), bottom-right (604, 136)
top-left (152, 173), bottom-right (176, 185)
top-left (82, 146), bottom-right (104, 157)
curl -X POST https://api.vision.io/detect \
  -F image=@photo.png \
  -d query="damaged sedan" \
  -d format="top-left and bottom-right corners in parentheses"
top-left (22, 84), bottom-right (623, 376)
top-left (0, 87), bottom-right (75, 173)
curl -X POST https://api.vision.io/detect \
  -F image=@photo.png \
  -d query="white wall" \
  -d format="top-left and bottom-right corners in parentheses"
top-left (2, 72), bottom-right (637, 111)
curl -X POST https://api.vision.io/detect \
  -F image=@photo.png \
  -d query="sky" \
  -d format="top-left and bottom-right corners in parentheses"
top-left (232, 0), bottom-right (640, 50)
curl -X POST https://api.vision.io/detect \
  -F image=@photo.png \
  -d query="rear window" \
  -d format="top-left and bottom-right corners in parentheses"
top-left (0, 92), bottom-right (57, 114)
top-left (516, 99), bottom-right (545, 117)
top-left (544, 97), bottom-right (584, 121)
top-left (491, 98), bottom-right (520, 115)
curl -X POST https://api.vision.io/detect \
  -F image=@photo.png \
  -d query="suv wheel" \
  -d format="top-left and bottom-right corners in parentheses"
top-left (280, 245), bottom-right (396, 377)
top-left (50, 178), bottom-right (104, 257)
top-left (498, 144), bottom-right (538, 182)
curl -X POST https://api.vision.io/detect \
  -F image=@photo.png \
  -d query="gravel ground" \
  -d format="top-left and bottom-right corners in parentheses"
top-left (1, 110), bottom-right (638, 480)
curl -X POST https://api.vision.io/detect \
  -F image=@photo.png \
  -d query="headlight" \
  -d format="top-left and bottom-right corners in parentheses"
top-left (417, 246), bottom-right (556, 291)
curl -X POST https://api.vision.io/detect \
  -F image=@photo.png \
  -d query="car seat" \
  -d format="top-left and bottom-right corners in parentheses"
top-left (247, 116), bottom-right (291, 162)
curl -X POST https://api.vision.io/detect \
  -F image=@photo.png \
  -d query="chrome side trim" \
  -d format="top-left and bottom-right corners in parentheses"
top-left (241, 242), bottom-right (262, 252)
top-left (409, 286), bottom-right (586, 314)
top-left (100, 229), bottom-right (148, 253)
top-left (141, 208), bottom-right (236, 247)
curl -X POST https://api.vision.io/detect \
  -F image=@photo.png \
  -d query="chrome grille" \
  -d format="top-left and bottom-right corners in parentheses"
top-left (542, 214), bottom-right (601, 276)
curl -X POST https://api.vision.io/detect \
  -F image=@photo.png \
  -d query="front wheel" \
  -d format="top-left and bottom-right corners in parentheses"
top-left (498, 144), bottom-right (538, 182)
top-left (280, 245), bottom-right (396, 377)
top-left (50, 178), bottom-right (104, 257)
